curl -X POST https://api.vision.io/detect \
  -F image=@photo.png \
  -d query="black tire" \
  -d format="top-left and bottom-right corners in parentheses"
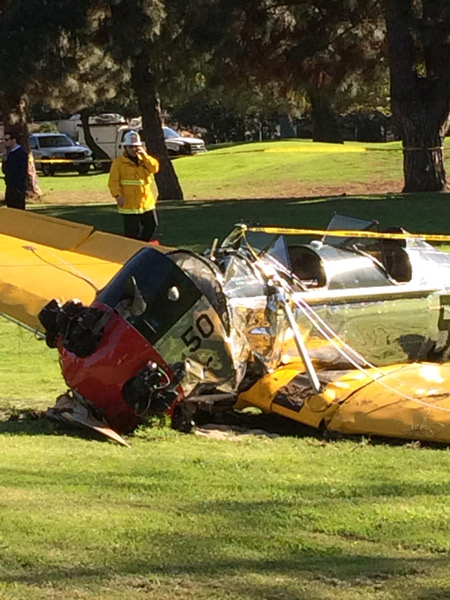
top-left (94, 160), bottom-right (111, 173)
top-left (42, 163), bottom-right (56, 176)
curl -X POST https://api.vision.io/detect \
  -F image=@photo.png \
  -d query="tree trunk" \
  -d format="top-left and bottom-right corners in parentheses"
top-left (131, 56), bottom-right (184, 200)
top-left (308, 88), bottom-right (343, 144)
top-left (80, 108), bottom-right (111, 173)
top-left (384, 0), bottom-right (449, 192)
top-left (2, 95), bottom-right (42, 198)
top-left (399, 119), bottom-right (446, 192)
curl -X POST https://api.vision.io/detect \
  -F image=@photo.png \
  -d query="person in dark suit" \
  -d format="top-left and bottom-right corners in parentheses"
top-left (2, 129), bottom-right (28, 209)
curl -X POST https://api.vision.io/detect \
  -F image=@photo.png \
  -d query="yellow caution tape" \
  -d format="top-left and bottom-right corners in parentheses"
top-left (245, 225), bottom-right (450, 243)
top-left (36, 158), bottom-right (97, 164)
top-left (35, 157), bottom-right (169, 163)
top-left (402, 146), bottom-right (444, 152)
top-left (265, 146), bottom-right (366, 154)
top-left (202, 145), bottom-right (449, 157)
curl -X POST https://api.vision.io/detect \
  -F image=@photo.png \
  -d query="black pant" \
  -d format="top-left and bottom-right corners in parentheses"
top-left (5, 189), bottom-right (25, 210)
top-left (122, 210), bottom-right (158, 242)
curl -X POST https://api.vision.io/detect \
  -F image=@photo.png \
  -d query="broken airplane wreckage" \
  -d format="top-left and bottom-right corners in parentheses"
top-left (3, 209), bottom-right (450, 444)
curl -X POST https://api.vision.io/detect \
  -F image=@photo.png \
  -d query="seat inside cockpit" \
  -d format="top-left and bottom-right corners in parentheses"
top-left (379, 229), bottom-right (412, 282)
top-left (288, 245), bottom-right (327, 288)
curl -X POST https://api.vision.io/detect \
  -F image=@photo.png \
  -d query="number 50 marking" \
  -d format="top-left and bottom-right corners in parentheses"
top-left (181, 314), bottom-right (214, 352)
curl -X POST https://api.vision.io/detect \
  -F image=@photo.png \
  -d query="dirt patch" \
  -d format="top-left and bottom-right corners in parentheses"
top-left (26, 179), bottom-right (404, 206)
top-left (231, 179), bottom-right (404, 200)
top-left (194, 423), bottom-right (279, 441)
top-left (29, 190), bottom-right (112, 205)
top-left (306, 179), bottom-right (404, 197)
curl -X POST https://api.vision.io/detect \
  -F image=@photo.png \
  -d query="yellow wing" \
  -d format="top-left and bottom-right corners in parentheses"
top-left (0, 207), bottom-right (149, 331)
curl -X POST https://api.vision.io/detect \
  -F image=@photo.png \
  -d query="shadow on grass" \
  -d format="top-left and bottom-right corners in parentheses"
top-left (1, 543), bottom-right (448, 599)
top-left (33, 193), bottom-right (450, 252)
top-left (415, 591), bottom-right (450, 600)
top-left (3, 460), bottom-right (450, 502)
top-left (0, 410), bottom-right (115, 444)
top-left (1, 404), bottom-right (449, 453)
top-left (38, 171), bottom-right (100, 179)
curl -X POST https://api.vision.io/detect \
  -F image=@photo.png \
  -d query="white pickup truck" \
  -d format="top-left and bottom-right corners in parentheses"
top-left (30, 133), bottom-right (93, 176)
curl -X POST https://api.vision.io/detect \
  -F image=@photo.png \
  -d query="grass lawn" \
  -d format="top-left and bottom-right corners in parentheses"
top-left (3, 418), bottom-right (450, 600)
top-left (3, 141), bottom-right (450, 598)
top-left (3, 139), bottom-right (408, 202)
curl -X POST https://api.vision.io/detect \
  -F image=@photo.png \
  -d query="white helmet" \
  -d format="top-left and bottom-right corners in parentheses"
top-left (123, 130), bottom-right (142, 146)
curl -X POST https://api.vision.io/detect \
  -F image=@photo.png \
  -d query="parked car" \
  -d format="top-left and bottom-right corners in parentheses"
top-left (162, 127), bottom-right (207, 156)
top-left (30, 133), bottom-right (93, 176)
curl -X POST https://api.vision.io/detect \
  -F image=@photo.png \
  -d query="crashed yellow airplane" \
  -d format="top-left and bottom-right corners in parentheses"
top-left (3, 208), bottom-right (450, 444)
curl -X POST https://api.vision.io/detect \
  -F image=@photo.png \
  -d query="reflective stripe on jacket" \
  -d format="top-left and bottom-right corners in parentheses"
top-left (108, 151), bottom-right (159, 214)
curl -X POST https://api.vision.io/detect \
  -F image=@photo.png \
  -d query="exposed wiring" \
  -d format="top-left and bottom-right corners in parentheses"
top-left (154, 367), bottom-right (171, 390)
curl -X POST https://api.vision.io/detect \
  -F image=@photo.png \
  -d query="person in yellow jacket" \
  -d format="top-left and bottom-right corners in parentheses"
top-left (108, 130), bottom-right (160, 241)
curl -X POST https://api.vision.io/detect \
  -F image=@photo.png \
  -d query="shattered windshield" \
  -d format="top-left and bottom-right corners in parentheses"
top-left (244, 232), bottom-right (291, 268)
top-left (222, 255), bottom-right (265, 299)
top-left (322, 214), bottom-right (379, 250)
top-left (220, 227), bottom-right (290, 268)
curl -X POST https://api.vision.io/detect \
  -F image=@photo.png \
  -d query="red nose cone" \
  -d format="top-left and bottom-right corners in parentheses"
top-left (59, 303), bottom-right (175, 432)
